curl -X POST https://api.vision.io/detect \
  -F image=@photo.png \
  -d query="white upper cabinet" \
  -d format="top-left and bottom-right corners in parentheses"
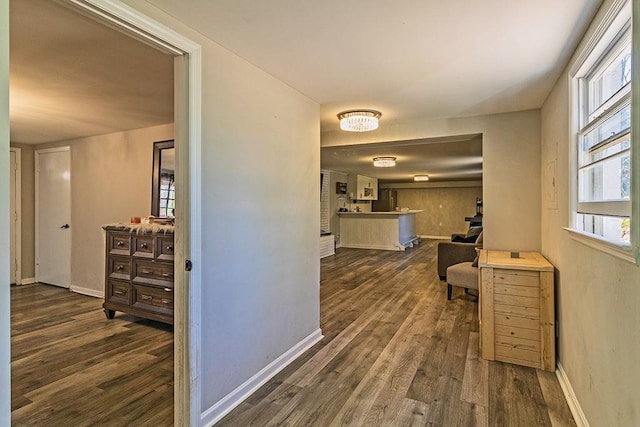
top-left (349, 174), bottom-right (378, 200)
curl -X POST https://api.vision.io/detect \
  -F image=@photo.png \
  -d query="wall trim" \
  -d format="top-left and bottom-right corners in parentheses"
top-left (556, 362), bottom-right (590, 427)
top-left (20, 277), bottom-right (36, 285)
top-left (201, 328), bottom-right (323, 426)
top-left (420, 234), bottom-right (449, 240)
top-left (70, 285), bottom-right (103, 298)
top-left (9, 147), bottom-right (21, 286)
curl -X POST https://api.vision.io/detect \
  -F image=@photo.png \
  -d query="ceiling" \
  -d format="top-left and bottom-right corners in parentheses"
top-left (9, 0), bottom-right (602, 181)
top-left (9, 0), bottom-right (174, 144)
top-left (321, 134), bottom-right (482, 183)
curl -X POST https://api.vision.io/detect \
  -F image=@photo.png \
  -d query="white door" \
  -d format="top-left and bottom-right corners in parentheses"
top-left (36, 147), bottom-right (71, 288)
top-left (9, 150), bottom-right (16, 284)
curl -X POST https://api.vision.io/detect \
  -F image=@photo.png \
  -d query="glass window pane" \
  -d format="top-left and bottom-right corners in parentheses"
top-left (579, 104), bottom-right (630, 167)
top-left (579, 152), bottom-right (631, 202)
top-left (576, 213), bottom-right (631, 245)
top-left (587, 40), bottom-right (631, 117)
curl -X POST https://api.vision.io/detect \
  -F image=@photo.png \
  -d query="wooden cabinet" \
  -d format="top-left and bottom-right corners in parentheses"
top-left (103, 226), bottom-right (175, 325)
top-left (349, 174), bottom-right (378, 200)
top-left (478, 250), bottom-right (555, 371)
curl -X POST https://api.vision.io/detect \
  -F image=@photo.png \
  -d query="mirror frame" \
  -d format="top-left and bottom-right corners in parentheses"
top-left (151, 139), bottom-right (175, 217)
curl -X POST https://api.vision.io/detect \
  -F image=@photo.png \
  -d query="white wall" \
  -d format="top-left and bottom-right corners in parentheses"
top-left (121, 2), bottom-right (321, 422)
top-left (0, 0), bottom-right (11, 423)
top-left (36, 124), bottom-right (174, 296)
top-left (323, 109), bottom-right (542, 251)
top-left (541, 1), bottom-right (640, 425)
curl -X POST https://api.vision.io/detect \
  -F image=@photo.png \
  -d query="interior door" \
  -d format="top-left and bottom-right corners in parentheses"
top-left (36, 147), bottom-right (71, 288)
top-left (9, 150), bottom-right (16, 284)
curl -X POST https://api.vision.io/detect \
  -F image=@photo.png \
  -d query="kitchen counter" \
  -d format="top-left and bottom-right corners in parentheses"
top-left (337, 210), bottom-right (422, 216)
top-left (337, 210), bottom-right (422, 251)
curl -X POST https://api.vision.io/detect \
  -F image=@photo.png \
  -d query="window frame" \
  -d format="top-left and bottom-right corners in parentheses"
top-left (567, 0), bottom-right (638, 264)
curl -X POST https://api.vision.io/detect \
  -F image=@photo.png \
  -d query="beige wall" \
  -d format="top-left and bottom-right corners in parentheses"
top-left (540, 1), bottom-right (640, 425)
top-left (21, 124), bottom-right (174, 295)
top-left (396, 186), bottom-right (483, 238)
top-left (9, 143), bottom-right (35, 281)
top-left (323, 109), bottom-right (541, 252)
top-left (122, 1), bottom-right (322, 421)
top-left (0, 0), bottom-right (10, 421)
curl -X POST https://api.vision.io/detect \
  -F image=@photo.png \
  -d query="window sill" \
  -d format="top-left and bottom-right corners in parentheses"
top-left (563, 227), bottom-right (635, 264)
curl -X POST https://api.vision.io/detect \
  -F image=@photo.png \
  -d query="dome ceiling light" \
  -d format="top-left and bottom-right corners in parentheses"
top-left (373, 156), bottom-right (396, 167)
top-left (337, 110), bottom-right (382, 132)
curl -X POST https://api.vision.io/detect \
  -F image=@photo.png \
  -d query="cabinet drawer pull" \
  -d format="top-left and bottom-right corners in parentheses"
top-left (141, 294), bottom-right (153, 301)
top-left (166, 245), bottom-right (173, 251)
top-left (141, 269), bottom-right (153, 275)
top-left (114, 290), bottom-right (125, 295)
top-left (161, 299), bottom-right (171, 304)
top-left (117, 241), bottom-right (124, 247)
top-left (162, 273), bottom-right (171, 278)
top-left (140, 243), bottom-right (148, 249)
top-left (116, 264), bottom-right (124, 271)
top-left (164, 287), bottom-right (172, 292)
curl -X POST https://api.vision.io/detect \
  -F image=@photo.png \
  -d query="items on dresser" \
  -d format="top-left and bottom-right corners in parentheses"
top-left (478, 250), bottom-right (555, 371)
top-left (103, 225), bottom-right (175, 325)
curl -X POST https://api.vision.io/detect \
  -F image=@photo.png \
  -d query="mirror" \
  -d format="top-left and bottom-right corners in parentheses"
top-left (151, 139), bottom-right (175, 218)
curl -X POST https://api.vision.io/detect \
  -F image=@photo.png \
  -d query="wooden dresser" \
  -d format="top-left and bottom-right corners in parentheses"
top-left (103, 225), bottom-right (175, 325)
top-left (478, 250), bottom-right (555, 371)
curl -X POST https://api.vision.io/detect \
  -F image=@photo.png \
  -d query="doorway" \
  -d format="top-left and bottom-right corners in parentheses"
top-left (35, 147), bottom-right (71, 288)
top-left (9, 147), bottom-right (20, 285)
top-left (4, 1), bottom-right (203, 425)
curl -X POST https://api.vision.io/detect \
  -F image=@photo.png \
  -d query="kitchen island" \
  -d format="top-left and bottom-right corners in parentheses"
top-left (337, 210), bottom-right (422, 251)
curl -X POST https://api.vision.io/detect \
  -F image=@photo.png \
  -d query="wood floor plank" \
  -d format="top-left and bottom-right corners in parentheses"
top-left (220, 241), bottom-right (577, 427)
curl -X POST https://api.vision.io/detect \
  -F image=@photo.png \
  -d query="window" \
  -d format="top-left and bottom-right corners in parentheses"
top-left (571, 1), bottom-right (633, 251)
top-left (159, 172), bottom-right (175, 218)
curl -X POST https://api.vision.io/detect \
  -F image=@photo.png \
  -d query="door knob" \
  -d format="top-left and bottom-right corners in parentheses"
top-left (60, 224), bottom-right (70, 229)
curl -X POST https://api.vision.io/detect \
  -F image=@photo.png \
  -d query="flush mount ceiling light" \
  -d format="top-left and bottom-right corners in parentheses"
top-left (373, 156), bottom-right (396, 167)
top-left (337, 110), bottom-right (382, 132)
top-left (414, 175), bottom-right (429, 181)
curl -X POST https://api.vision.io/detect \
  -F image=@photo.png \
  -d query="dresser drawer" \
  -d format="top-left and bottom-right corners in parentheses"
top-left (108, 232), bottom-right (131, 256)
top-left (132, 235), bottom-right (154, 258)
top-left (132, 259), bottom-right (173, 287)
top-left (157, 236), bottom-right (175, 261)
top-left (107, 256), bottom-right (131, 281)
top-left (106, 279), bottom-right (131, 305)
top-left (132, 284), bottom-right (173, 314)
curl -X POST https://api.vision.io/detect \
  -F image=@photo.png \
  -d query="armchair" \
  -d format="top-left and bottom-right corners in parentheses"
top-left (437, 230), bottom-right (483, 280)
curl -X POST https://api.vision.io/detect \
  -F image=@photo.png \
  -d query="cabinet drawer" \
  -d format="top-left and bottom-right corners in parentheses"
top-left (132, 235), bottom-right (154, 258)
top-left (107, 256), bottom-right (131, 281)
top-left (106, 279), bottom-right (131, 305)
top-left (132, 259), bottom-right (173, 287)
top-left (157, 236), bottom-right (175, 261)
top-left (108, 232), bottom-right (131, 256)
top-left (132, 284), bottom-right (173, 313)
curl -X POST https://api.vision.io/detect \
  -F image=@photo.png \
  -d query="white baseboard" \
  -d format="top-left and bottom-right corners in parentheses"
top-left (70, 285), bottom-right (104, 299)
top-left (556, 362), bottom-right (590, 427)
top-left (420, 235), bottom-right (449, 240)
top-left (21, 277), bottom-right (36, 285)
top-left (201, 328), bottom-right (323, 426)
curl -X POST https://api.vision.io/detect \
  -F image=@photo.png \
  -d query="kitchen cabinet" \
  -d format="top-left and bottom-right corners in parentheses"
top-left (349, 174), bottom-right (378, 200)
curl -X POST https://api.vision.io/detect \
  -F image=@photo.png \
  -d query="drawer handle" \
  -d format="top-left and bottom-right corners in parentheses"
top-left (166, 245), bottom-right (173, 251)
top-left (141, 295), bottom-right (153, 301)
top-left (164, 287), bottom-right (172, 292)
top-left (114, 290), bottom-right (125, 295)
top-left (162, 273), bottom-right (171, 278)
top-left (141, 269), bottom-right (153, 275)
top-left (140, 243), bottom-right (148, 249)
top-left (117, 241), bottom-right (124, 247)
top-left (116, 265), bottom-right (124, 271)
top-left (161, 299), bottom-right (171, 304)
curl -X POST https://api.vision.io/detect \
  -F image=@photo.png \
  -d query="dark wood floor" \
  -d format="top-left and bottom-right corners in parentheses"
top-left (11, 283), bottom-right (174, 426)
top-left (220, 240), bottom-right (576, 426)
top-left (11, 239), bottom-right (576, 426)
